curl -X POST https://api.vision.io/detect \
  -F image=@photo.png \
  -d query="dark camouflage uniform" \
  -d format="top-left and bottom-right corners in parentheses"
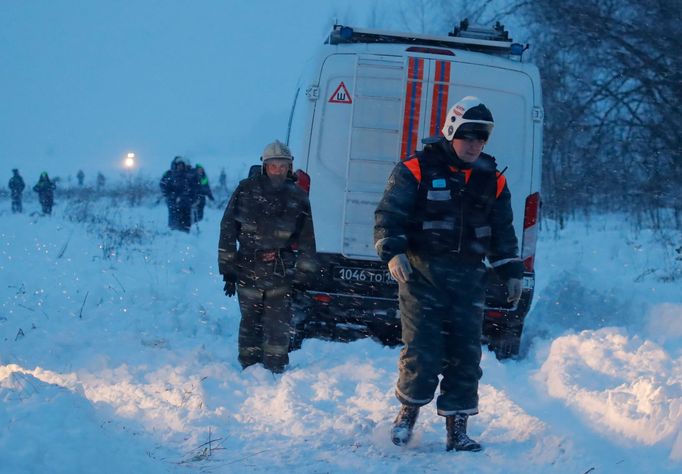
top-left (160, 159), bottom-right (198, 232)
top-left (218, 173), bottom-right (316, 372)
top-left (33, 174), bottom-right (56, 215)
top-left (9, 171), bottom-right (25, 213)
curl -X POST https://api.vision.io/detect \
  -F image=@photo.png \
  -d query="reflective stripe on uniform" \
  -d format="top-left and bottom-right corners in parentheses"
top-left (437, 407), bottom-right (479, 416)
top-left (239, 286), bottom-right (263, 299)
top-left (262, 342), bottom-right (289, 356)
top-left (395, 387), bottom-right (433, 406)
top-left (218, 249), bottom-right (235, 264)
top-left (264, 285), bottom-right (290, 299)
top-left (490, 257), bottom-right (521, 268)
top-left (274, 229), bottom-right (293, 240)
top-left (239, 346), bottom-right (262, 358)
top-left (427, 189), bottom-right (451, 201)
top-left (474, 226), bottom-right (492, 238)
top-left (423, 219), bottom-right (455, 230)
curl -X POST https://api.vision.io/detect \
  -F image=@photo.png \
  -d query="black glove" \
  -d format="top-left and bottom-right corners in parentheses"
top-left (223, 281), bottom-right (236, 297)
top-left (222, 273), bottom-right (236, 297)
top-left (293, 271), bottom-right (310, 290)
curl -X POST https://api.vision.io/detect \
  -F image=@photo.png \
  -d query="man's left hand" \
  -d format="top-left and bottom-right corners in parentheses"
top-left (506, 278), bottom-right (522, 306)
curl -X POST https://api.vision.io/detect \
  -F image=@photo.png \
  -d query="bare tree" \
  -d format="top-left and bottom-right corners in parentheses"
top-left (521, 0), bottom-right (682, 226)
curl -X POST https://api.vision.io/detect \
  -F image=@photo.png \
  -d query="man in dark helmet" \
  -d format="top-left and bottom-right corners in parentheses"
top-left (192, 163), bottom-right (215, 223)
top-left (375, 96), bottom-right (523, 452)
top-left (218, 140), bottom-right (318, 374)
top-left (160, 156), bottom-right (198, 232)
top-left (33, 171), bottom-right (56, 215)
top-left (9, 169), bottom-right (25, 213)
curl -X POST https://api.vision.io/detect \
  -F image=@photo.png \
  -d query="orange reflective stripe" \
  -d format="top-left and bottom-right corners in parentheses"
top-left (448, 166), bottom-right (472, 183)
top-left (403, 158), bottom-right (422, 183)
top-left (496, 172), bottom-right (507, 198)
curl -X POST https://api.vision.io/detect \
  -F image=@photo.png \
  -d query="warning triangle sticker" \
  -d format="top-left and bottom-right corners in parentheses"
top-left (328, 81), bottom-right (352, 104)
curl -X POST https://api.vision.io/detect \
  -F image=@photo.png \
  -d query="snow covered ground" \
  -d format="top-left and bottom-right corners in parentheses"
top-left (1, 196), bottom-right (680, 473)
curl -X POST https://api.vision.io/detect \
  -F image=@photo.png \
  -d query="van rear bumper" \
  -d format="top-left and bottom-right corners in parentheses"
top-left (296, 252), bottom-right (534, 332)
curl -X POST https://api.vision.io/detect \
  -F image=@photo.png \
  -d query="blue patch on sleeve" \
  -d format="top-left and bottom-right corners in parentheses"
top-left (432, 178), bottom-right (447, 188)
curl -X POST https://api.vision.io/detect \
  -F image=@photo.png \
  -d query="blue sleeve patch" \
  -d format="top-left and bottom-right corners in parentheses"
top-left (432, 178), bottom-right (447, 189)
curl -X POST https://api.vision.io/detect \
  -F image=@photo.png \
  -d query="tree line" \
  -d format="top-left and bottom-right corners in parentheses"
top-left (383, 0), bottom-right (681, 228)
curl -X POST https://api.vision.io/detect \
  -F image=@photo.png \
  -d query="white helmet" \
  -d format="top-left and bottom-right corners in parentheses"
top-left (261, 140), bottom-right (293, 162)
top-left (441, 96), bottom-right (494, 141)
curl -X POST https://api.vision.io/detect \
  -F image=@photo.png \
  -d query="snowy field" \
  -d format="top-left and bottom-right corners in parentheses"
top-left (1, 196), bottom-right (681, 473)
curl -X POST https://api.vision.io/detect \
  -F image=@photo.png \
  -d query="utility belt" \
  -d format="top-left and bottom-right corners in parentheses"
top-left (252, 247), bottom-right (292, 263)
top-left (409, 237), bottom-right (484, 264)
top-left (413, 249), bottom-right (483, 264)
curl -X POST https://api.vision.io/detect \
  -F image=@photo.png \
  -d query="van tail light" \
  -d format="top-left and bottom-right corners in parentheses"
top-left (521, 192), bottom-right (540, 272)
top-left (313, 294), bottom-right (332, 304)
top-left (294, 169), bottom-right (311, 194)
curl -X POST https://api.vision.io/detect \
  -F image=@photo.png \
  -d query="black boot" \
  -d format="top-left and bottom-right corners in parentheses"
top-left (446, 414), bottom-right (481, 452)
top-left (391, 405), bottom-right (420, 446)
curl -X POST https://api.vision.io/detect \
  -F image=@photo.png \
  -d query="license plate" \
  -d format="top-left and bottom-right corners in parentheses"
top-left (335, 266), bottom-right (397, 285)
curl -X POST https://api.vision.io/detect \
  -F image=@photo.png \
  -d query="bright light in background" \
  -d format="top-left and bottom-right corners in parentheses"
top-left (124, 152), bottom-right (136, 169)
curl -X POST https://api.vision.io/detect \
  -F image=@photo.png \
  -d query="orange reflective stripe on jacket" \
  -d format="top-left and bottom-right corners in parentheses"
top-left (403, 157), bottom-right (422, 183)
top-left (496, 172), bottom-right (506, 198)
top-left (405, 157), bottom-right (506, 198)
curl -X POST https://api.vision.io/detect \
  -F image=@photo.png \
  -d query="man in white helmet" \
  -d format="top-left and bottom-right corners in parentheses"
top-left (218, 140), bottom-right (318, 373)
top-left (375, 96), bottom-right (523, 451)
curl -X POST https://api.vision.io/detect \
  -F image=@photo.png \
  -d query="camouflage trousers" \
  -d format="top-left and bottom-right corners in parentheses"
top-left (395, 256), bottom-right (486, 415)
top-left (236, 283), bottom-right (292, 373)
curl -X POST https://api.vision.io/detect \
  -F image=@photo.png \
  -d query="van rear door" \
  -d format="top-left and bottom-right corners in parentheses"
top-left (308, 52), bottom-right (538, 258)
top-left (307, 53), bottom-right (406, 258)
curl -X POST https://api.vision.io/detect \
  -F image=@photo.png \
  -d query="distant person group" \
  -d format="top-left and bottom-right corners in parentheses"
top-left (159, 156), bottom-right (215, 233)
top-left (6, 162), bottom-right (221, 225)
top-left (7, 169), bottom-right (109, 215)
top-left (8, 169), bottom-right (56, 215)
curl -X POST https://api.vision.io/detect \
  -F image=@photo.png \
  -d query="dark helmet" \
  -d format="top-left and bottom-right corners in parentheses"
top-left (442, 96), bottom-right (494, 141)
top-left (171, 156), bottom-right (187, 170)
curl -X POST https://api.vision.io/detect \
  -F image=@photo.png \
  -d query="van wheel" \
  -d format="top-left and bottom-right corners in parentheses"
top-left (487, 325), bottom-right (523, 360)
top-left (289, 320), bottom-right (307, 352)
top-left (370, 322), bottom-right (401, 347)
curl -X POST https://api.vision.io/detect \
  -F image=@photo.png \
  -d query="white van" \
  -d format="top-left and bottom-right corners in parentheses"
top-left (283, 21), bottom-right (542, 358)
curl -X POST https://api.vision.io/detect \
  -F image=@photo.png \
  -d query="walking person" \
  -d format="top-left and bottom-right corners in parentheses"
top-left (9, 169), bottom-right (25, 213)
top-left (193, 163), bottom-right (215, 222)
top-left (218, 140), bottom-right (317, 374)
top-left (33, 172), bottom-right (56, 215)
top-left (374, 96), bottom-right (523, 451)
top-left (160, 156), bottom-right (198, 232)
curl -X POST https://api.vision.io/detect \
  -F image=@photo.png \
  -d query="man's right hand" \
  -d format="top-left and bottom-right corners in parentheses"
top-left (222, 273), bottom-right (237, 297)
top-left (223, 281), bottom-right (236, 297)
top-left (388, 253), bottom-right (412, 283)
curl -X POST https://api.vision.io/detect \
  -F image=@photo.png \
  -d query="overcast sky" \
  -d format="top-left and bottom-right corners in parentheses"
top-left (0, 0), bottom-right (377, 183)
